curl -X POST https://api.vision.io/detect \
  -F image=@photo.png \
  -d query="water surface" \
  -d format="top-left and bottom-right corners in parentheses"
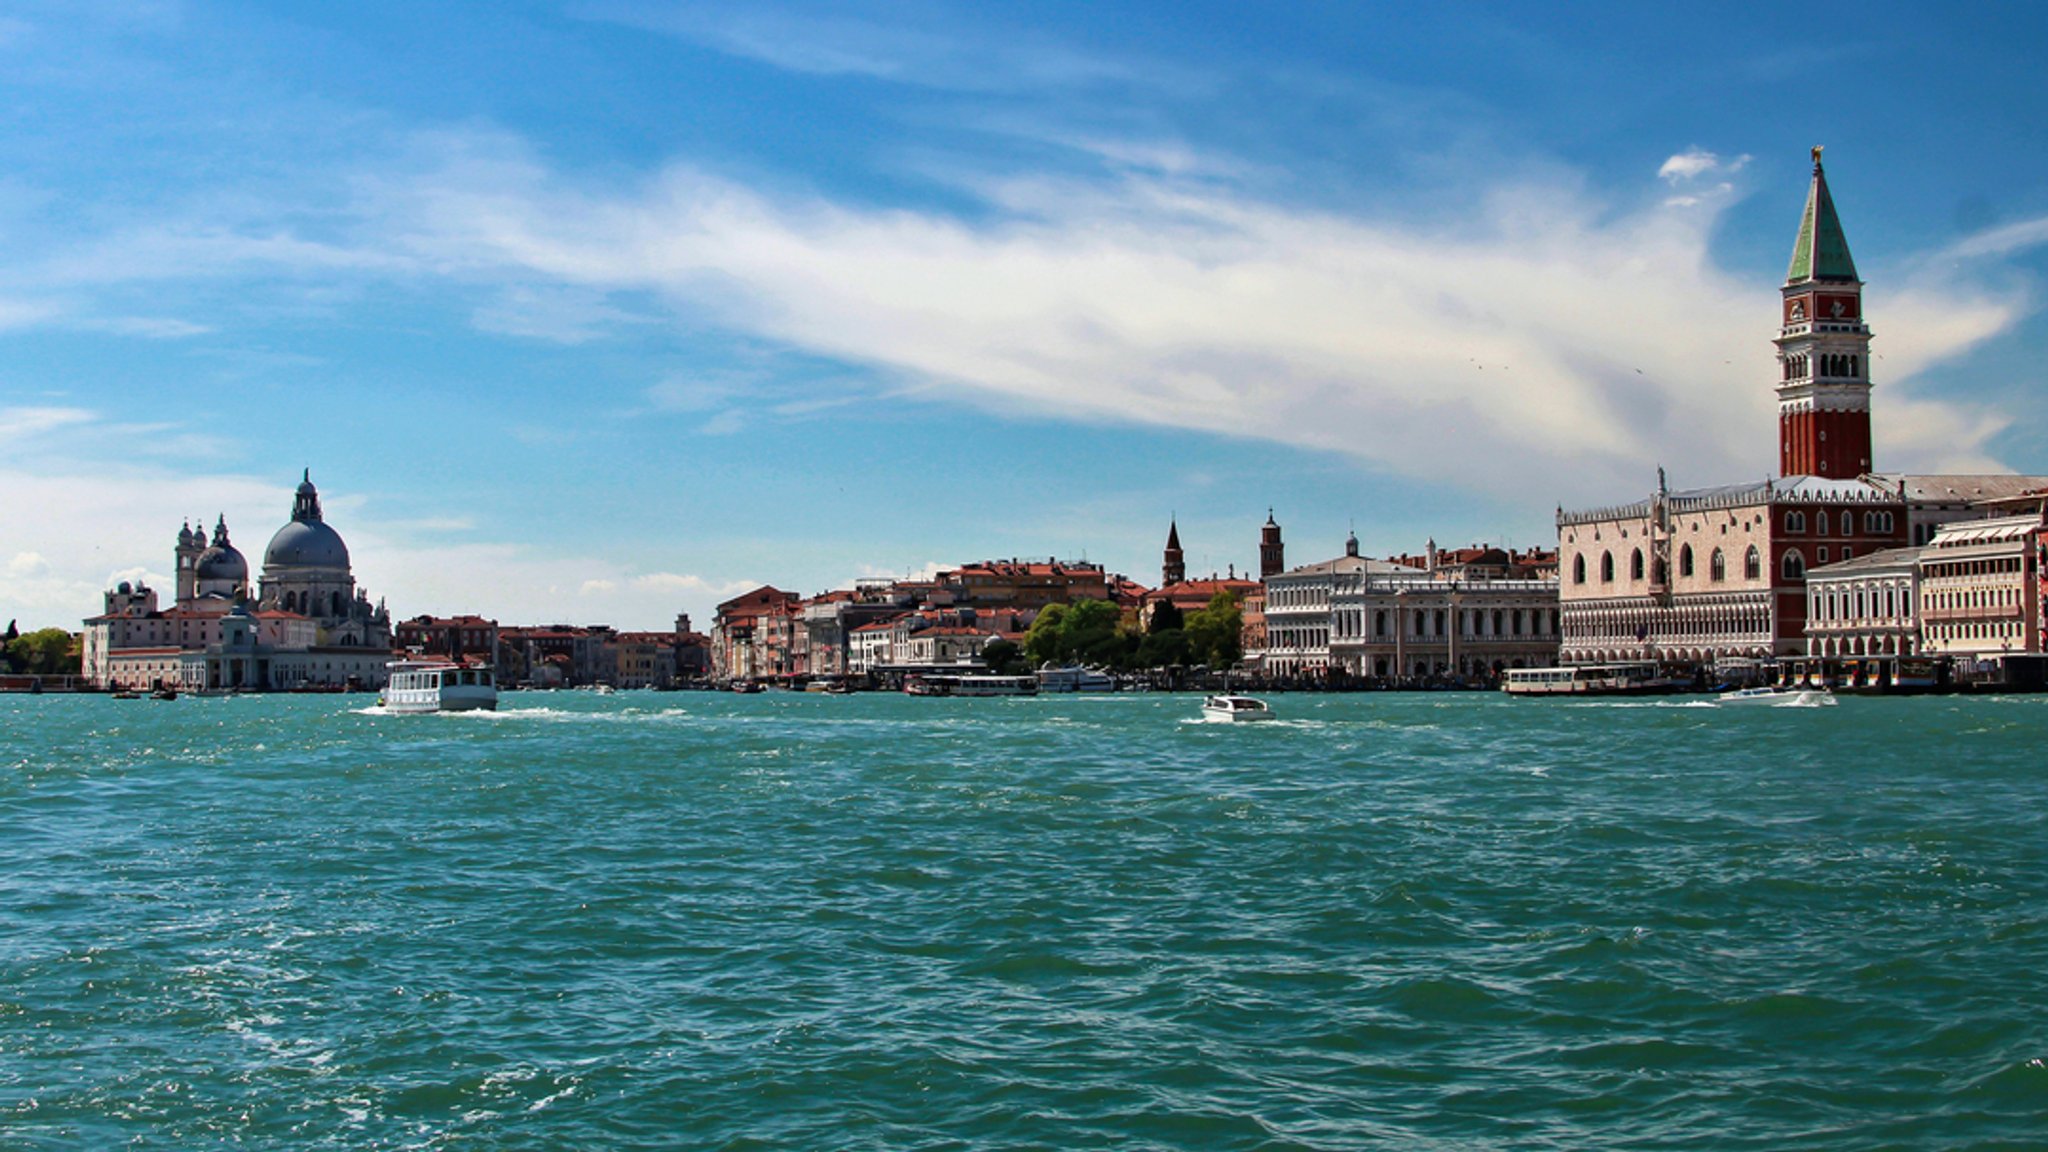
top-left (3, 691), bottom-right (2044, 1148)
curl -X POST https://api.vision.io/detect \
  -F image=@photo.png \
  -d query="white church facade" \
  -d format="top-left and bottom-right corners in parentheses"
top-left (81, 473), bottom-right (396, 691)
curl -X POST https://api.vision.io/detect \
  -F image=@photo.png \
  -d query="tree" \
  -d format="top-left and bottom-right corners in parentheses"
top-left (1021, 599), bottom-right (1128, 667)
top-left (1184, 591), bottom-right (1243, 669)
top-left (7, 628), bottom-right (80, 677)
top-left (1146, 598), bottom-right (1183, 635)
top-left (1135, 627), bottom-right (1191, 669)
top-left (1022, 603), bottom-right (1069, 666)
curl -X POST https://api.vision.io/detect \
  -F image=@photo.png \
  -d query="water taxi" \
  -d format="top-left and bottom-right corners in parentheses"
top-left (1202, 695), bottom-right (1274, 722)
top-left (1716, 686), bottom-right (1836, 707)
top-left (381, 660), bottom-right (498, 713)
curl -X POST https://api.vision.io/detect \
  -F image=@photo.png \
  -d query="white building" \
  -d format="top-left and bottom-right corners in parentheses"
top-left (1917, 513), bottom-right (2044, 670)
top-left (1259, 535), bottom-right (1560, 680)
top-left (1803, 546), bottom-right (1922, 661)
top-left (82, 473), bottom-right (396, 691)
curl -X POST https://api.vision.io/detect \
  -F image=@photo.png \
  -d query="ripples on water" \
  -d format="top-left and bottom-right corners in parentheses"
top-left (3, 692), bottom-right (2046, 1149)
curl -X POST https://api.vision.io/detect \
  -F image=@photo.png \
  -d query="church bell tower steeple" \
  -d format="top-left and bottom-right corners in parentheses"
top-left (1776, 146), bottom-right (1874, 479)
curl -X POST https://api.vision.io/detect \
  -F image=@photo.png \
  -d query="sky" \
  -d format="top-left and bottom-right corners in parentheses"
top-left (4, 1), bottom-right (2048, 632)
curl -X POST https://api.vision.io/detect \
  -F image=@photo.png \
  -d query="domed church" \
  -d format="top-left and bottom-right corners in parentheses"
top-left (83, 471), bottom-right (396, 691)
top-left (258, 470), bottom-right (391, 649)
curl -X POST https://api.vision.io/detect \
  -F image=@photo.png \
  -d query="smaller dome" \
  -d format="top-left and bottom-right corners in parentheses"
top-left (197, 543), bottom-right (248, 582)
top-left (117, 580), bottom-right (133, 595)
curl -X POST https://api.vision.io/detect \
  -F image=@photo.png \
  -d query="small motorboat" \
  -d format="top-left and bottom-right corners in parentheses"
top-left (1716, 686), bottom-right (1835, 707)
top-left (1202, 694), bottom-right (1275, 722)
top-left (110, 689), bottom-right (142, 700)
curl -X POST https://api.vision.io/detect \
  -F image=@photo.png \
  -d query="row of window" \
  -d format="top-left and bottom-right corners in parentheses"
top-left (1928, 620), bottom-right (2028, 643)
top-left (1782, 509), bottom-right (1893, 535)
top-left (1925, 586), bottom-right (2021, 613)
top-left (1270, 607), bottom-right (1559, 647)
top-left (1813, 586), bottom-right (1913, 624)
top-left (1924, 556), bottom-right (2025, 579)
top-left (1780, 352), bottom-right (1862, 381)
top-left (1574, 545), bottom-right (1765, 585)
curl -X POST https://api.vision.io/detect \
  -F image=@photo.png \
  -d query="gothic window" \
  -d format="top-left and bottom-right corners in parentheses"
top-left (1679, 544), bottom-right (1694, 578)
top-left (1600, 552), bottom-right (1614, 583)
top-left (1630, 548), bottom-right (1644, 581)
top-left (1573, 555), bottom-right (1587, 584)
top-left (1785, 511), bottom-right (1806, 533)
top-left (1842, 515), bottom-right (1854, 537)
top-left (1710, 549), bottom-right (1726, 582)
top-left (1817, 510), bottom-right (1830, 535)
top-left (1783, 550), bottom-right (1806, 580)
top-left (1851, 355), bottom-right (1859, 377)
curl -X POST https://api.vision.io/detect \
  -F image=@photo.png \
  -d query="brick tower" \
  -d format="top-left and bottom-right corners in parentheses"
top-left (1776, 146), bottom-right (1873, 479)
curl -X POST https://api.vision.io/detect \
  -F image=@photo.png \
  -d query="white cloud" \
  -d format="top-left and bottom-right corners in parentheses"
top-left (7, 552), bottom-right (51, 577)
top-left (1943, 214), bottom-right (2048, 261)
top-left (0, 297), bottom-right (60, 329)
top-left (366, 136), bottom-right (2023, 506)
top-left (0, 405), bottom-right (98, 438)
top-left (77, 315), bottom-right (213, 339)
top-left (1659, 149), bottom-right (1748, 185)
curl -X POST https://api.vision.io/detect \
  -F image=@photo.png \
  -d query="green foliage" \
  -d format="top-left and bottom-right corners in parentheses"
top-left (1183, 591), bottom-right (1244, 669)
top-left (1135, 627), bottom-right (1191, 669)
top-left (1022, 603), bottom-right (1069, 666)
top-left (1022, 599), bottom-right (1134, 668)
top-left (5, 628), bottom-right (80, 677)
top-left (1146, 598), bottom-right (1183, 635)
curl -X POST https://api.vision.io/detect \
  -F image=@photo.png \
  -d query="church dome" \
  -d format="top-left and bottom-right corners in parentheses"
top-left (262, 470), bottom-right (351, 572)
top-left (264, 518), bottom-right (351, 570)
top-left (196, 544), bottom-right (248, 581)
top-left (194, 515), bottom-right (248, 582)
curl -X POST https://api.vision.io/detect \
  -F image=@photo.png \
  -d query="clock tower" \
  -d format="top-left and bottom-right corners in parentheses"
top-left (1776, 146), bottom-right (1873, 479)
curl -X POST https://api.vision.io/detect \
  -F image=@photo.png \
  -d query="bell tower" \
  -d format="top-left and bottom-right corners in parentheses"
top-left (1776, 146), bottom-right (1873, 479)
top-left (1259, 510), bottom-right (1284, 579)
top-left (1162, 519), bottom-right (1185, 587)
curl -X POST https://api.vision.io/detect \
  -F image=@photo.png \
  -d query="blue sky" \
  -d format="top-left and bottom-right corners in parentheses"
top-left (5, 1), bottom-right (2048, 630)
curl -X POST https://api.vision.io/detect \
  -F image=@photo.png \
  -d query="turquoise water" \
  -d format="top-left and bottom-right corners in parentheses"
top-left (3, 691), bottom-right (2045, 1149)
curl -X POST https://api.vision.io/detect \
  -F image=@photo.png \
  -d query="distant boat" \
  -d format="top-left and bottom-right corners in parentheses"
top-left (381, 660), bottom-right (498, 713)
top-left (151, 686), bottom-right (179, 700)
top-left (1036, 665), bottom-right (1117, 693)
top-left (1716, 686), bottom-right (1835, 708)
top-left (111, 689), bottom-right (141, 700)
top-left (1202, 695), bottom-right (1274, 722)
top-left (730, 681), bottom-right (765, 694)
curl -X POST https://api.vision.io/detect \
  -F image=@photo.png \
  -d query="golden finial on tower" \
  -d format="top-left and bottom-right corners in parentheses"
top-left (1811, 144), bottom-right (1824, 166)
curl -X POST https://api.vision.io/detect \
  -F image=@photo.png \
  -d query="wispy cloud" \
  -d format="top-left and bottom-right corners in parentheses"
top-left (579, 2), bottom-right (1187, 95)
top-left (1658, 148), bottom-right (1748, 184)
top-left (0, 405), bottom-right (98, 438)
top-left (355, 132), bottom-right (2028, 506)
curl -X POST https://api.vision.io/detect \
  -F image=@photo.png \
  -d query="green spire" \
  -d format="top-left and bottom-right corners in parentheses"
top-left (1787, 146), bottom-right (1858, 283)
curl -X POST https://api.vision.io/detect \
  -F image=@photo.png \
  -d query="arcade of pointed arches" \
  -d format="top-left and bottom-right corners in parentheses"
top-left (1559, 592), bottom-right (1775, 665)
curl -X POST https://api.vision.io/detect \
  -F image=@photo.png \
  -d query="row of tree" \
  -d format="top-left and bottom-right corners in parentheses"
top-left (983, 592), bottom-right (1244, 674)
top-left (2, 621), bottom-right (81, 677)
